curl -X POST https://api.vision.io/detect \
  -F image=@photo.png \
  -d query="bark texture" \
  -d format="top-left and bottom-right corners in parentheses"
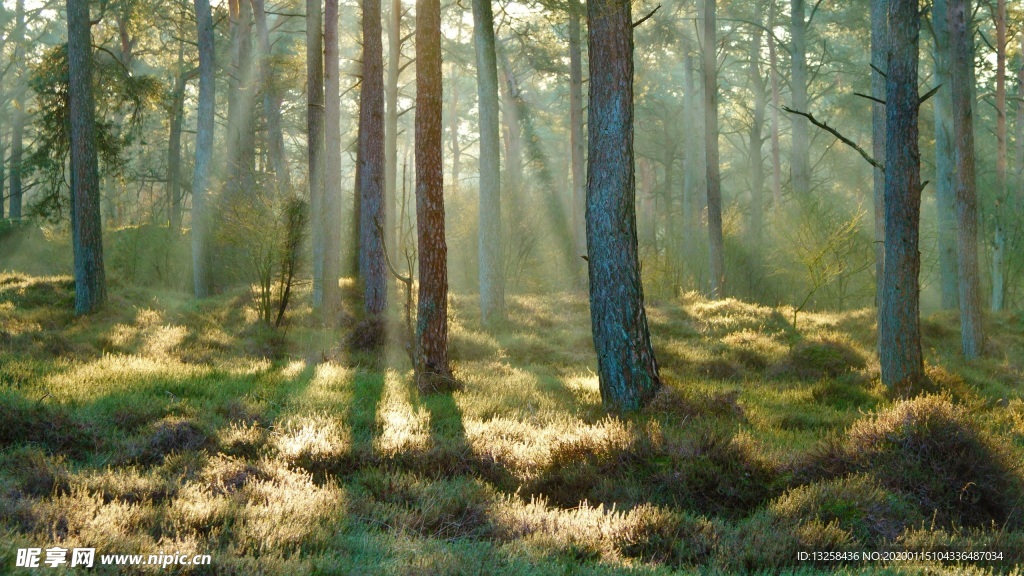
top-left (932, 0), bottom-right (959, 309)
top-left (324, 0), bottom-right (342, 312)
top-left (703, 0), bottom-right (725, 298)
top-left (585, 0), bottom-right (660, 412)
top-left (359, 0), bottom-right (388, 316)
top-left (192, 0), bottom-right (215, 298)
top-left (307, 0), bottom-right (326, 310)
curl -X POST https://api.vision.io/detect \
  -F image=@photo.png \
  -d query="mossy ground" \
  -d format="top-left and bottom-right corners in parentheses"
top-left (2, 273), bottom-right (1024, 574)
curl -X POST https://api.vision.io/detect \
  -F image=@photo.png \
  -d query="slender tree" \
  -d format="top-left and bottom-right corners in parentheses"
top-left (324, 0), bottom-right (342, 312)
top-left (991, 0), bottom-right (1007, 311)
top-left (703, 0), bottom-right (725, 298)
top-left (879, 0), bottom-right (924, 388)
top-left (8, 0), bottom-right (26, 219)
top-left (930, 0), bottom-right (958, 309)
top-left (358, 0), bottom-right (388, 317)
top-left (67, 0), bottom-right (107, 314)
top-left (568, 0), bottom-right (586, 269)
top-left (415, 0), bottom-right (453, 387)
top-left (747, 26), bottom-right (766, 244)
top-left (193, 0), bottom-right (215, 298)
top-left (472, 0), bottom-right (506, 327)
top-left (384, 0), bottom-right (403, 256)
top-left (767, 17), bottom-right (782, 210)
top-left (871, 0), bottom-right (888, 312)
top-left (308, 0), bottom-right (326, 311)
top-left (252, 0), bottom-right (292, 194)
top-left (790, 0), bottom-right (810, 199)
top-left (949, 0), bottom-right (984, 358)
top-left (585, 0), bottom-right (660, 412)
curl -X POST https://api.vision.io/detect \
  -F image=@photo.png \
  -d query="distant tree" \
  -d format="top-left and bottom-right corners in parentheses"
top-left (746, 24), bottom-right (766, 245)
top-left (307, 0), bottom-right (326, 311)
top-left (252, 0), bottom-right (292, 194)
top-left (586, 0), bottom-right (660, 412)
top-left (8, 0), bottom-right (26, 220)
top-left (414, 0), bottom-right (454, 390)
top-left (324, 0), bottom-right (342, 312)
top-left (931, 0), bottom-right (958, 310)
top-left (990, 0), bottom-right (1007, 311)
top-left (949, 0), bottom-right (984, 358)
top-left (879, 0), bottom-right (924, 388)
top-left (192, 0), bottom-right (215, 298)
top-left (358, 0), bottom-right (388, 317)
top-left (871, 0), bottom-right (888, 313)
top-left (226, 0), bottom-right (256, 198)
top-left (472, 0), bottom-right (506, 328)
top-left (67, 0), bottom-right (106, 314)
top-left (568, 0), bottom-right (586, 271)
top-left (790, 0), bottom-right (810, 200)
top-left (703, 0), bottom-right (725, 298)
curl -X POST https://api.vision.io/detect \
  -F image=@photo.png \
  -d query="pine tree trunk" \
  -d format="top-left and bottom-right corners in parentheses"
top-left (252, 0), bottom-right (292, 194)
top-left (472, 0), bottom-right (506, 327)
top-left (682, 51), bottom-right (699, 257)
top-left (385, 0), bottom-right (402, 257)
top-left (167, 51), bottom-right (186, 231)
top-left (308, 0), bottom-right (326, 311)
top-left (748, 27), bottom-right (765, 245)
top-left (871, 0), bottom-right (888, 313)
top-left (192, 0), bottom-right (215, 298)
top-left (879, 0), bottom-right (924, 389)
top-left (358, 0), bottom-right (388, 317)
top-left (790, 0), bottom-right (810, 200)
top-left (67, 0), bottom-right (107, 314)
top-left (415, 0), bottom-right (452, 384)
top-left (568, 0), bottom-right (586, 272)
top-left (8, 0), bottom-right (25, 219)
top-left (227, 0), bottom-right (256, 197)
top-left (991, 0), bottom-right (1006, 311)
top-left (324, 0), bottom-right (342, 313)
top-left (931, 0), bottom-right (958, 310)
top-left (703, 0), bottom-right (725, 298)
top-left (499, 59), bottom-right (523, 196)
top-left (949, 0), bottom-right (985, 358)
top-left (767, 23), bottom-right (782, 211)
top-left (586, 0), bottom-right (660, 412)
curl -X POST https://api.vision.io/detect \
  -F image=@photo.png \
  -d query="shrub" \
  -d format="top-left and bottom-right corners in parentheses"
top-left (770, 338), bottom-right (866, 381)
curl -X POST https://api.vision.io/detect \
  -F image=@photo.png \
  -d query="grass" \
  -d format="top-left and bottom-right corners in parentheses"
top-left (1, 272), bottom-right (1024, 574)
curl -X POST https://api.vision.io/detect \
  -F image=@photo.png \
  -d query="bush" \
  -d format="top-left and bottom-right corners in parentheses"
top-left (106, 225), bottom-right (190, 289)
top-left (770, 338), bottom-right (866, 381)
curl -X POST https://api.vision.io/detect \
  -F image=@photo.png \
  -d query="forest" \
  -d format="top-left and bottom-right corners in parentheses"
top-left (1, 0), bottom-right (1024, 572)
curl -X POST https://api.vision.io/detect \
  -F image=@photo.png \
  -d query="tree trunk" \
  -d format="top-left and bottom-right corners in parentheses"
top-left (748, 26), bottom-right (766, 244)
top-left (569, 0), bottom-right (586, 271)
top-left (8, 0), bottom-right (25, 219)
top-left (499, 60), bottom-right (523, 196)
top-left (1017, 30), bottom-right (1024, 214)
top-left (703, 0), bottom-right (725, 298)
top-left (448, 58), bottom-right (461, 195)
top-left (682, 50), bottom-right (699, 257)
top-left (871, 0), bottom-right (889, 313)
top-left (324, 0), bottom-right (342, 312)
top-left (991, 0), bottom-right (1006, 311)
top-left (879, 0), bottom-right (924, 389)
top-left (167, 48), bottom-right (187, 231)
top-left (308, 0), bottom-right (326, 311)
top-left (415, 0), bottom-right (452, 383)
top-left (949, 0), bottom-right (984, 358)
top-left (358, 0), bottom-right (388, 317)
top-left (252, 0), bottom-right (292, 194)
top-left (227, 0), bottom-right (256, 196)
top-left (193, 0), bottom-right (215, 298)
top-left (67, 0), bottom-right (107, 314)
top-left (585, 0), bottom-right (660, 412)
top-left (932, 0), bottom-right (958, 310)
top-left (385, 0), bottom-right (402, 256)
top-left (790, 0), bottom-right (810, 200)
top-left (767, 22), bottom-right (782, 211)
top-left (473, 0), bottom-right (506, 327)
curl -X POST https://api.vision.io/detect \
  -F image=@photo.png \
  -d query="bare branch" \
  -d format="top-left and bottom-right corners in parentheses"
top-left (783, 106), bottom-right (884, 173)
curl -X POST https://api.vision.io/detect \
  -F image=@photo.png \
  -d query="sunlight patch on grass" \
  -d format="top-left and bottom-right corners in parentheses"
top-left (274, 411), bottom-right (351, 469)
top-left (375, 370), bottom-right (431, 457)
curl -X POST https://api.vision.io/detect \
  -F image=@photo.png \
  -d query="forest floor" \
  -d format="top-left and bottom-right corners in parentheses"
top-left (2, 272), bottom-right (1024, 574)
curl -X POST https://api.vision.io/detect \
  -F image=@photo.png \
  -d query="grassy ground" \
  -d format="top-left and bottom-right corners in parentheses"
top-left (1, 272), bottom-right (1024, 574)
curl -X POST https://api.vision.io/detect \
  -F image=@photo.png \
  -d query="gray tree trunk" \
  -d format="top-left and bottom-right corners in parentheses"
top-left (167, 47), bottom-right (187, 231)
top-left (569, 0), bottom-right (586, 272)
top-left (384, 0), bottom-right (402, 256)
top-left (324, 0), bottom-right (342, 312)
top-left (790, 0), bottom-right (810, 200)
top-left (991, 0), bottom-right (1007, 312)
top-left (67, 0), bottom-right (107, 314)
top-left (472, 0), bottom-right (506, 327)
top-left (949, 0), bottom-right (985, 358)
top-left (879, 0), bottom-right (924, 389)
top-left (192, 0), bottom-right (215, 298)
top-left (308, 0), bottom-right (326, 310)
top-left (871, 0), bottom-right (888, 313)
top-left (703, 0), bottom-right (725, 298)
top-left (748, 26), bottom-right (766, 244)
top-left (358, 0), bottom-right (388, 317)
top-left (932, 0), bottom-right (959, 310)
top-left (252, 0), bottom-right (292, 194)
top-left (585, 0), bottom-right (660, 412)
top-left (8, 0), bottom-right (25, 219)
top-left (767, 6), bottom-right (782, 211)
top-left (682, 51), bottom-right (698, 256)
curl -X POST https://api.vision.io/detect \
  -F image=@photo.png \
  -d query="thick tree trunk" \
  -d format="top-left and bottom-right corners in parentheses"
top-left (585, 0), bottom-right (660, 412)
top-left (193, 0), bottom-right (215, 298)
top-left (308, 0), bottom-right (326, 310)
top-left (932, 0), bottom-right (958, 309)
top-left (415, 0), bottom-right (452, 383)
top-left (324, 0), bottom-right (342, 312)
top-left (358, 0), bottom-right (388, 317)
top-left (67, 0), bottom-right (107, 314)
top-left (949, 0), bottom-right (985, 358)
top-left (8, 0), bottom-right (25, 219)
top-left (703, 0), bottom-right (725, 298)
top-left (871, 0), bottom-right (889, 312)
top-left (568, 0), bottom-right (586, 269)
top-left (790, 0), bottom-right (810, 200)
top-left (991, 0), bottom-right (1006, 311)
top-left (879, 0), bottom-right (924, 389)
top-left (748, 27), bottom-right (766, 244)
top-left (472, 0), bottom-right (506, 327)
top-left (252, 0), bottom-right (292, 194)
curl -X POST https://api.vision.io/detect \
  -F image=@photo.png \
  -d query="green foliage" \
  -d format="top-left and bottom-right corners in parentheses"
top-left (106, 224), bottom-right (190, 289)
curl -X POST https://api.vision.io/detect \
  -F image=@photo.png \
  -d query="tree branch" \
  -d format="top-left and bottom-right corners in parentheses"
top-left (783, 106), bottom-right (884, 173)
top-left (632, 5), bottom-right (661, 28)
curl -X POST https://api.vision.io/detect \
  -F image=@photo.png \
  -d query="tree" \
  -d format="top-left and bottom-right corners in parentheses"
top-left (568, 0), bottom-right (586, 266)
top-left (8, 0), bottom-right (26, 220)
top-left (67, 0), bottom-right (106, 314)
top-left (308, 0), bottom-right (326, 311)
top-left (879, 0), bottom-right (924, 389)
top-left (949, 0), bottom-right (984, 358)
top-left (931, 0), bottom-right (958, 310)
top-left (324, 0), bottom-right (342, 312)
top-left (790, 0), bottom-right (810, 200)
top-left (747, 25), bottom-right (766, 244)
top-left (472, 0), bottom-right (506, 328)
top-left (252, 0), bottom-right (292, 194)
top-left (192, 0), bottom-right (215, 298)
top-left (415, 0), bottom-right (453, 389)
top-left (871, 0), bottom-right (888, 313)
top-left (703, 0), bottom-right (725, 298)
top-left (990, 0), bottom-right (1007, 311)
top-left (358, 0), bottom-right (388, 317)
top-left (585, 0), bottom-right (660, 412)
